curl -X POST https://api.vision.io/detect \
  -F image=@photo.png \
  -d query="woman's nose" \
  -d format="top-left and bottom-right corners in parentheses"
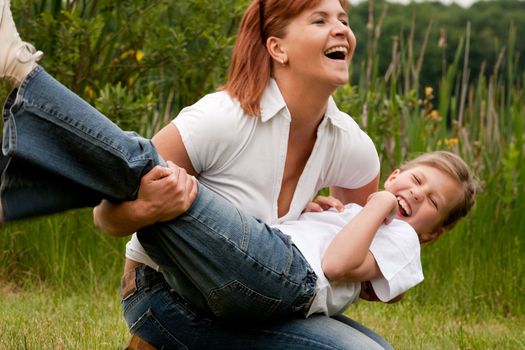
top-left (331, 21), bottom-right (350, 37)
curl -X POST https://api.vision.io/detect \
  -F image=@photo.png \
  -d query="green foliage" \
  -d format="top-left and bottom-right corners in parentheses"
top-left (349, 0), bottom-right (525, 89)
top-left (9, 0), bottom-right (245, 137)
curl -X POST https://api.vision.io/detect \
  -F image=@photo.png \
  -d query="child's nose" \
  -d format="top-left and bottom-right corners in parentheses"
top-left (411, 188), bottom-right (423, 202)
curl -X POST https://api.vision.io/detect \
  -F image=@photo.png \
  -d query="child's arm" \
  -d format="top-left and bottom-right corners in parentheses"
top-left (322, 191), bottom-right (398, 282)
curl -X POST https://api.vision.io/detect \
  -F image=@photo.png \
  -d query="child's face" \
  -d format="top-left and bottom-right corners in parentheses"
top-left (384, 165), bottom-right (462, 241)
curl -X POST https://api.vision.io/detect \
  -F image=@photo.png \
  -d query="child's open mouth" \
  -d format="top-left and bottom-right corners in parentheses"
top-left (397, 196), bottom-right (411, 217)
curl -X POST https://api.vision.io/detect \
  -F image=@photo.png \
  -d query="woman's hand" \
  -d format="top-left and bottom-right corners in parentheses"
top-left (303, 195), bottom-right (344, 213)
top-left (93, 161), bottom-right (197, 236)
top-left (138, 161), bottom-right (198, 223)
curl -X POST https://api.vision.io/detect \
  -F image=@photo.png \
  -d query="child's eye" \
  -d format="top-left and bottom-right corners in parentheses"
top-left (412, 175), bottom-right (421, 184)
top-left (429, 197), bottom-right (438, 209)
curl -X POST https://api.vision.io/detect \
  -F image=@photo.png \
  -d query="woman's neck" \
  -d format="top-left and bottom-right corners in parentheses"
top-left (275, 74), bottom-right (333, 132)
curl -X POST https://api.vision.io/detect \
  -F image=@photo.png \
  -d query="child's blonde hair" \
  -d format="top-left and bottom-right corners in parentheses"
top-left (400, 151), bottom-right (480, 232)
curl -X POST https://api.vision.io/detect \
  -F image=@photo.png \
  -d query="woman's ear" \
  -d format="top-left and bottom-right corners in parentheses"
top-left (266, 37), bottom-right (288, 65)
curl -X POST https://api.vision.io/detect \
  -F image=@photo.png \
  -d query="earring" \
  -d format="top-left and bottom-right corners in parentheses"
top-left (280, 58), bottom-right (287, 66)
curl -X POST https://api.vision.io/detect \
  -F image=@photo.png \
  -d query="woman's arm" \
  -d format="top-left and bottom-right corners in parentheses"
top-left (321, 191), bottom-right (397, 282)
top-left (93, 124), bottom-right (198, 236)
top-left (329, 173), bottom-right (380, 206)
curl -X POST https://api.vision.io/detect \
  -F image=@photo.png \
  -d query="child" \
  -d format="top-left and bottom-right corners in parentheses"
top-left (0, 0), bottom-right (478, 322)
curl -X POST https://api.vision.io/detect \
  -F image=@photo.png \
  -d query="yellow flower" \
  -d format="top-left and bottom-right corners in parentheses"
top-left (84, 85), bottom-right (95, 99)
top-left (445, 138), bottom-right (459, 148)
top-left (135, 50), bottom-right (144, 62)
top-left (425, 87), bottom-right (433, 97)
top-left (426, 109), bottom-right (441, 121)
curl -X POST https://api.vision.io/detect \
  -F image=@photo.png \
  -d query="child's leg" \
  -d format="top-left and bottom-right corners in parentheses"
top-left (137, 184), bottom-right (317, 323)
top-left (0, 66), bottom-right (316, 323)
top-left (1, 67), bottom-right (163, 221)
top-left (1, 155), bottom-right (104, 219)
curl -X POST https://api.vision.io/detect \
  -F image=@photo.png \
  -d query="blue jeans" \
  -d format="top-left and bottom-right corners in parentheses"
top-left (122, 264), bottom-right (391, 350)
top-left (1, 67), bottom-right (393, 349)
top-left (1, 67), bottom-right (162, 220)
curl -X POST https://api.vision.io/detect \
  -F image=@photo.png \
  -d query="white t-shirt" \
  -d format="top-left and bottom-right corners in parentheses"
top-left (276, 203), bottom-right (424, 317)
top-left (126, 79), bottom-right (380, 269)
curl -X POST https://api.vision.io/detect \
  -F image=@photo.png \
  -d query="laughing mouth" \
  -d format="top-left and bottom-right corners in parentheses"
top-left (397, 196), bottom-right (412, 217)
top-left (324, 46), bottom-right (348, 60)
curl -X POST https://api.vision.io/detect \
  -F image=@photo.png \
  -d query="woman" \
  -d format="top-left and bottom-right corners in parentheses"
top-left (1, 0), bottom-right (392, 348)
top-left (110, 0), bottom-right (391, 348)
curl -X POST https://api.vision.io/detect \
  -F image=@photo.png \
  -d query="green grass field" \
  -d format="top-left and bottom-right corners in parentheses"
top-left (1, 283), bottom-right (523, 349)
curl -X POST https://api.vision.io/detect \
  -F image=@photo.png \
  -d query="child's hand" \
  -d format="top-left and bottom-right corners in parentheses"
top-left (366, 191), bottom-right (398, 225)
top-left (303, 195), bottom-right (344, 213)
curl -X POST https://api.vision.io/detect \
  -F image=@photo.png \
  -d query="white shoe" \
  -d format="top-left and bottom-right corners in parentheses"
top-left (0, 0), bottom-right (43, 87)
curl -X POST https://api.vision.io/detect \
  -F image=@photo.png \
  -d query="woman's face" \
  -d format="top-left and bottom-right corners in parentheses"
top-left (279, 0), bottom-right (355, 88)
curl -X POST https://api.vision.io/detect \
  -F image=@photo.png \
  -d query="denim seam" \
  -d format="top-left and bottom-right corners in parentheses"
top-left (13, 67), bottom-right (151, 164)
top-left (130, 309), bottom-right (187, 350)
top-left (20, 101), bottom-right (154, 166)
top-left (237, 208), bottom-right (249, 251)
top-left (207, 279), bottom-right (282, 320)
top-left (184, 209), bottom-right (303, 286)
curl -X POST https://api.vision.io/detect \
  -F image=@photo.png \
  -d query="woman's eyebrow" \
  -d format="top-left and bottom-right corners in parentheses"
top-left (309, 10), bottom-right (348, 18)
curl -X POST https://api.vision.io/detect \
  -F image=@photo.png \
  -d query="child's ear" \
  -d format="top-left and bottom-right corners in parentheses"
top-left (384, 169), bottom-right (401, 186)
top-left (420, 227), bottom-right (446, 244)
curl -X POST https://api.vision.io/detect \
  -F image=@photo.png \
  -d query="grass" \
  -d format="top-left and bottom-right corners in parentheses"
top-left (0, 282), bottom-right (129, 349)
top-left (348, 301), bottom-right (525, 350)
top-left (1, 282), bottom-right (523, 350)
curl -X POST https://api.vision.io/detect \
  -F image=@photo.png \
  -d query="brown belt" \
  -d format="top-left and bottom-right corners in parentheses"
top-left (122, 259), bottom-right (158, 350)
top-left (124, 258), bottom-right (143, 274)
top-left (121, 258), bottom-right (143, 300)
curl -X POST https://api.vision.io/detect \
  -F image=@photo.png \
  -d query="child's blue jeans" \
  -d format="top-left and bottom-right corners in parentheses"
top-left (1, 66), bottom-right (316, 322)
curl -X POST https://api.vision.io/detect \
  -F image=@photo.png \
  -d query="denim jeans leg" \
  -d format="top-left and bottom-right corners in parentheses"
top-left (123, 269), bottom-right (388, 350)
top-left (0, 156), bottom-right (102, 220)
top-left (1, 67), bottom-right (163, 220)
top-left (332, 314), bottom-right (394, 350)
top-left (137, 183), bottom-right (317, 323)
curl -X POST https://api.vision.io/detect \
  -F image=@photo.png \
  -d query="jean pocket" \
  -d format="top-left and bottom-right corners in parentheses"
top-left (207, 280), bottom-right (281, 322)
top-left (130, 308), bottom-right (187, 350)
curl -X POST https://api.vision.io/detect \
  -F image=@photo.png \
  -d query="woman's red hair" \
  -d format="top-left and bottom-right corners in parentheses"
top-left (223, 0), bottom-right (349, 116)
